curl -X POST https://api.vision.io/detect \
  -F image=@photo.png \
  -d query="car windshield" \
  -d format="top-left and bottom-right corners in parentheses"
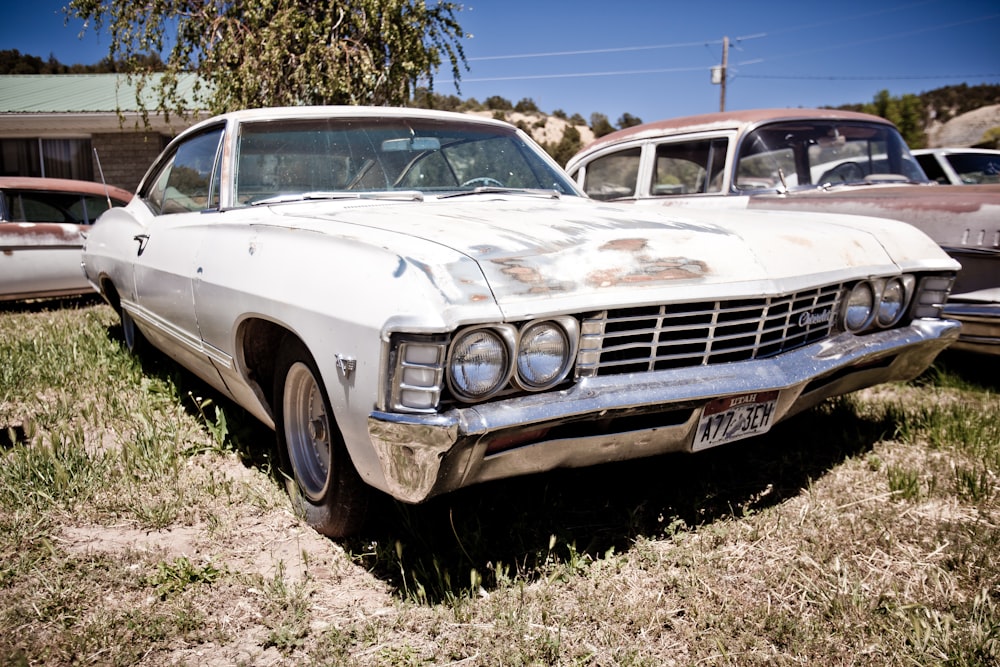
top-left (233, 117), bottom-right (578, 206)
top-left (733, 120), bottom-right (929, 192)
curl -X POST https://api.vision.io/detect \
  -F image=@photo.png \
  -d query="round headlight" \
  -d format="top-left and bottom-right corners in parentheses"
top-left (449, 329), bottom-right (510, 400)
top-left (876, 277), bottom-right (906, 327)
top-left (517, 321), bottom-right (571, 389)
top-left (844, 282), bottom-right (875, 332)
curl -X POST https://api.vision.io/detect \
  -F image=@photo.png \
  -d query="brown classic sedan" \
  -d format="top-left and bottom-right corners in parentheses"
top-left (1, 176), bottom-right (132, 301)
top-left (566, 108), bottom-right (1000, 355)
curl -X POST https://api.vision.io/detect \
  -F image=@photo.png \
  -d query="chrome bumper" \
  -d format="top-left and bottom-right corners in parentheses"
top-left (943, 302), bottom-right (1000, 355)
top-left (368, 318), bottom-right (960, 503)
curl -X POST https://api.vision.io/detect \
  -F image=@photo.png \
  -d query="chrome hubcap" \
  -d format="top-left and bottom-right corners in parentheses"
top-left (283, 361), bottom-right (331, 502)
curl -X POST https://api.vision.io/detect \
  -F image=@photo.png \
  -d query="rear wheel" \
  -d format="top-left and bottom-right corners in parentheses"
top-left (273, 337), bottom-right (369, 537)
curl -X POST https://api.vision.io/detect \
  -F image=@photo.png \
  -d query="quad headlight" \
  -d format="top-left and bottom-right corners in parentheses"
top-left (844, 281), bottom-right (875, 332)
top-left (876, 276), bottom-right (906, 327)
top-left (842, 275), bottom-right (916, 333)
top-left (516, 320), bottom-right (575, 389)
top-left (446, 317), bottom-right (579, 402)
top-left (449, 327), bottom-right (514, 400)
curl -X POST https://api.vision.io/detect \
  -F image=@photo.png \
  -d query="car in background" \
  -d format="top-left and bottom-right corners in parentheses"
top-left (912, 147), bottom-right (1000, 185)
top-left (1, 176), bottom-right (132, 302)
top-left (565, 108), bottom-right (1000, 356)
top-left (82, 106), bottom-right (960, 537)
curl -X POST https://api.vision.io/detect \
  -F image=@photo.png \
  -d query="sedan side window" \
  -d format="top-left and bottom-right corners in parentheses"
top-left (0, 189), bottom-right (116, 224)
top-left (582, 148), bottom-right (641, 200)
top-left (144, 127), bottom-right (224, 215)
top-left (652, 138), bottom-right (728, 195)
top-left (915, 154), bottom-right (948, 184)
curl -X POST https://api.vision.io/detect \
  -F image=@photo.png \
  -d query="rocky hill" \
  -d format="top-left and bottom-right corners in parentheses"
top-left (926, 104), bottom-right (1000, 147)
top-left (468, 110), bottom-right (594, 146)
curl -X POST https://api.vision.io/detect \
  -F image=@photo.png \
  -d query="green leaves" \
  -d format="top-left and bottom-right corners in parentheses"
top-left (68, 0), bottom-right (468, 117)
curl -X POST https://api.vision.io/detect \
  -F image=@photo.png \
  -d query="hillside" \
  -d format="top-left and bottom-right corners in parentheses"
top-left (926, 104), bottom-right (1000, 147)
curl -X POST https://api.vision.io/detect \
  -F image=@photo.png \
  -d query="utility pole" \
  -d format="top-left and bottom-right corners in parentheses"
top-left (719, 36), bottom-right (728, 112)
top-left (710, 36), bottom-right (729, 112)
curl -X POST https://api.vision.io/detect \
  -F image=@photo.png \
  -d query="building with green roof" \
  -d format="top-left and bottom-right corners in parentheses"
top-left (1, 74), bottom-right (203, 191)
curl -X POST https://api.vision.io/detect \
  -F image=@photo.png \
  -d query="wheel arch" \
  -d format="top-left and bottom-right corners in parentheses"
top-left (236, 317), bottom-right (294, 423)
top-left (97, 275), bottom-right (123, 315)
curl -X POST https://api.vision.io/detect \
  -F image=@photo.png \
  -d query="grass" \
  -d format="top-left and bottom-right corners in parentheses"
top-left (1, 297), bottom-right (998, 665)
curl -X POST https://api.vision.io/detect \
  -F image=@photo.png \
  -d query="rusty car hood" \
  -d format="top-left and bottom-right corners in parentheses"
top-left (269, 196), bottom-right (950, 317)
top-left (744, 183), bottom-right (1000, 250)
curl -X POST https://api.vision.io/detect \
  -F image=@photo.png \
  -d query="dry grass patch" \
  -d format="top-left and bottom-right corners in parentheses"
top-left (1, 299), bottom-right (998, 665)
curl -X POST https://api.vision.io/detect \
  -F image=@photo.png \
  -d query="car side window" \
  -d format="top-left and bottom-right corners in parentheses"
top-left (144, 127), bottom-right (224, 215)
top-left (652, 138), bottom-right (728, 195)
top-left (67, 194), bottom-right (120, 224)
top-left (582, 148), bottom-right (641, 200)
top-left (2, 190), bottom-right (68, 222)
top-left (946, 154), bottom-right (1000, 184)
top-left (915, 154), bottom-right (948, 184)
top-left (1, 189), bottom-right (113, 224)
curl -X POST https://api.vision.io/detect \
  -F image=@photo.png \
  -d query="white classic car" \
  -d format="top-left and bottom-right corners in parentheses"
top-left (83, 106), bottom-right (961, 537)
top-left (564, 109), bottom-right (1000, 356)
top-left (912, 147), bottom-right (1000, 186)
top-left (1, 177), bottom-right (131, 301)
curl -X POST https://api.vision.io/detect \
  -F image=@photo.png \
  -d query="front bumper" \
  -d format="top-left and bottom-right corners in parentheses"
top-left (368, 318), bottom-right (960, 503)
top-left (942, 301), bottom-right (1000, 355)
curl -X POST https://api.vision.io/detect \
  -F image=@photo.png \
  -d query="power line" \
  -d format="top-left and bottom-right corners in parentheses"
top-left (445, 3), bottom-right (1000, 92)
top-left (467, 36), bottom-right (765, 62)
top-left (439, 65), bottom-right (710, 85)
top-left (737, 73), bottom-right (1000, 81)
top-left (749, 13), bottom-right (1000, 65)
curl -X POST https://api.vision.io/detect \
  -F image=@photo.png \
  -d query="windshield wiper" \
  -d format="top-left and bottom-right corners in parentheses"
top-left (250, 190), bottom-right (423, 206)
top-left (437, 186), bottom-right (562, 200)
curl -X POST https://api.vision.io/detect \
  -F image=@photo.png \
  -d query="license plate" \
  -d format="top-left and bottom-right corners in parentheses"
top-left (693, 390), bottom-right (779, 451)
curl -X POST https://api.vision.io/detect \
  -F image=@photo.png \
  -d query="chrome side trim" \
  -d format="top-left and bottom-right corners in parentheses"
top-left (122, 298), bottom-right (235, 369)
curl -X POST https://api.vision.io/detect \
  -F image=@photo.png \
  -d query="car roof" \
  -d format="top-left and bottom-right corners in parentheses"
top-left (177, 105), bottom-right (517, 137)
top-left (912, 147), bottom-right (1000, 155)
top-left (574, 108), bottom-right (896, 160)
top-left (0, 176), bottom-right (132, 202)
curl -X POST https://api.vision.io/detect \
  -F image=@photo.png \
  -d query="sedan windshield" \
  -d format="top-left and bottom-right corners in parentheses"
top-left (734, 121), bottom-right (929, 191)
top-left (234, 117), bottom-right (578, 206)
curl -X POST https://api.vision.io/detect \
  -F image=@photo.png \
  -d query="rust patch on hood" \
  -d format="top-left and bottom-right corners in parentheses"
top-left (493, 235), bottom-right (710, 294)
top-left (587, 257), bottom-right (709, 287)
top-left (600, 238), bottom-right (648, 252)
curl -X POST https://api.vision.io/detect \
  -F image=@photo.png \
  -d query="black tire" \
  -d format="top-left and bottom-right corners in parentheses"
top-left (120, 308), bottom-right (146, 354)
top-left (273, 336), bottom-right (369, 538)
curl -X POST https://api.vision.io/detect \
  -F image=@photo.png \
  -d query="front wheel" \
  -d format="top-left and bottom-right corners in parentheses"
top-left (120, 307), bottom-right (146, 354)
top-left (273, 338), bottom-right (369, 538)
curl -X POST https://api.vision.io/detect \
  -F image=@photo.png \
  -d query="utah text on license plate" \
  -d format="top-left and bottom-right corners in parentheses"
top-left (693, 390), bottom-right (779, 451)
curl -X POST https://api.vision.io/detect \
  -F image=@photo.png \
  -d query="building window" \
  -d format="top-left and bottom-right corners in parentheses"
top-left (0, 138), bottom-right (94, 180)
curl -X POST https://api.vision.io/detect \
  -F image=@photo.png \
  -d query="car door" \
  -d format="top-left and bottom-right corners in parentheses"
top-left (131, 125), bottom-right (225, 375)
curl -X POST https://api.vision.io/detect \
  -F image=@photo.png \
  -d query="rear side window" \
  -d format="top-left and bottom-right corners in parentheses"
top-left (144, 127), bottom-right (224, 215)
top-left (582, 148), bottom-right (641, 200)
top-left (1, 189), bottom-right (122, 224)
top-left (652, 138), bottom-right (728, 195)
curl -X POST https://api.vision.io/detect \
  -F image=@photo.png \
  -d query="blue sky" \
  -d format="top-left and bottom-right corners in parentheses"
top-left (3, 0), bottom-right (999, 125)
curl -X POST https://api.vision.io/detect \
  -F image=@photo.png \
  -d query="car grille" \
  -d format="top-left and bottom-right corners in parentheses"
top-left (576, 284), bottom-right (844, 377)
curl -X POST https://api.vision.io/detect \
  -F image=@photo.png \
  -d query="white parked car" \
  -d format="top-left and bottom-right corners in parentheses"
top-left (83, 106), bottom-right (960, 537)
top-left (912, 147), bottom-right (1000, 186)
